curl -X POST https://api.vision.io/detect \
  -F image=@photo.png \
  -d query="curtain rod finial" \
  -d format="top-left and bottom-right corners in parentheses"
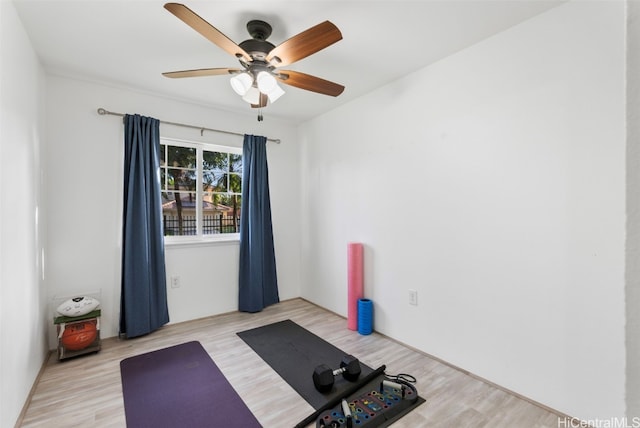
top-left (97, 108), bottom-right (107, 115)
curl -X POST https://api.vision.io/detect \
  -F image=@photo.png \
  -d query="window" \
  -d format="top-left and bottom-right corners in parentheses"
top-left (160, 138), bottom-right (242, 242)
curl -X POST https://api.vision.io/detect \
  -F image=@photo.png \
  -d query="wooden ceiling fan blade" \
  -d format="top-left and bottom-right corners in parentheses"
top-left (162, 67), bottom-right (241, 78)
top-left (277, 70), bottom-right (344, 97)
top-left (251, 93), bottom-right (269, 109)
top-left (266, 21), bottom-right (342, 67)
top-left (164, 3), bottom-right (252, 63)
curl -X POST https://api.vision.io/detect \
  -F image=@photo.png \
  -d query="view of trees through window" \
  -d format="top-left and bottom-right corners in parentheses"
top-left (160, 140), bottom-right (242, 238)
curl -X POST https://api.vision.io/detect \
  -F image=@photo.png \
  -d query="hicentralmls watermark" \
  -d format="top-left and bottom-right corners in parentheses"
top-left (558, 417), bottom-right (640, 428)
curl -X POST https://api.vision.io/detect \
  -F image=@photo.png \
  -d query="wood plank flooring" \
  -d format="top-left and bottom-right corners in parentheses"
top-left (19, 298), bottom-right (564, 427)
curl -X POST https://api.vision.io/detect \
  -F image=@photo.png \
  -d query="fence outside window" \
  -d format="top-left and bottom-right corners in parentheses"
top-left (163, 215), bottom-right (240, 235)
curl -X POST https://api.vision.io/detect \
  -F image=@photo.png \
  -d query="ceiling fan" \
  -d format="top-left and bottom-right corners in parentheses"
top-left (162, 3), bottom-right (345, 111)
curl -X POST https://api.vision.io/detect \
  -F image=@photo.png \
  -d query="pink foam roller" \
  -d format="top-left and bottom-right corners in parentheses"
top-left (347, 243), bottom-right (364, 330)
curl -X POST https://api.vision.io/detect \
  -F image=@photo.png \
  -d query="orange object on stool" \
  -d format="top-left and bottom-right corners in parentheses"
top-left (61, 319), bottom-right (98, 351)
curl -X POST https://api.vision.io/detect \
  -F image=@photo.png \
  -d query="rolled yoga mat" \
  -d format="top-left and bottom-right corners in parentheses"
top-left (358, 298), bottom-right (373, 335)
top-left (347, 242), bottom-right (364, 331)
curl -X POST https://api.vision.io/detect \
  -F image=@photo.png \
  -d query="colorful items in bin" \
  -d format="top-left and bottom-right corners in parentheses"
top-left (56, 296), bottom-right (100, 317)
top-left (315, 376), bottom-right (419, 427)
top-left (358, 298), bottom-right (373, 335)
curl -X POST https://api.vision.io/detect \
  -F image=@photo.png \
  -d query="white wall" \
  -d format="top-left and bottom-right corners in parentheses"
top-left (300, 0), bottom-right (626, 421)
top-left (0, 2), bottom-right (48, 427)
top-left (45, 75), bottom-right (301, 344)
top-left (626, 0), bottom-right (640, 420)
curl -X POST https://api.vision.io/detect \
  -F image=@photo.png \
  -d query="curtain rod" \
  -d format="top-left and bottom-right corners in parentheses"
top-left (96, 108), bottom-right (281, 144)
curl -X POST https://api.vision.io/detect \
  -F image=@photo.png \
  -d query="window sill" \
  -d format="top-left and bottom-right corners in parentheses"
top-left (164, 235), bottom-right (240, 249)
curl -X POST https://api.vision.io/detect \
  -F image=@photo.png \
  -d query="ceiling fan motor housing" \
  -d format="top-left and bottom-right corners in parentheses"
top-left (239, 20), bottom-right (276, 61)
top-left (239, 39), bottom-right (275, 61)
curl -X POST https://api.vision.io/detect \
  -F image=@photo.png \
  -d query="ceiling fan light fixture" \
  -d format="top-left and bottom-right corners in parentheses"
top-left (242, 86), bottom-right (261, 104)
top-left (256, 71), bottom-right (277, 93)
top-left (230, 72), bottom-right (253, 96)
top-left (256, 71), bottom-right (285, 103)
top-left (267, 84), bottom-right (285, 103)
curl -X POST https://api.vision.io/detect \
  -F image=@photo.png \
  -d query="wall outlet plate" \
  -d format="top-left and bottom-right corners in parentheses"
top-left (171, 276), bottom-right (180, 288)
top-left (409, 289), bottom-right (418, 306)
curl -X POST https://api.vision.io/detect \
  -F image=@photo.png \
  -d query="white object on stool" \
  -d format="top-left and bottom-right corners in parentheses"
top-left (56, 296), bottom-right (100, 317)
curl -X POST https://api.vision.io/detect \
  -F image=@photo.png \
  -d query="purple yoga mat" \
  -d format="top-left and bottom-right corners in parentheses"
top-left (120, 341), bottom-right (261, 428)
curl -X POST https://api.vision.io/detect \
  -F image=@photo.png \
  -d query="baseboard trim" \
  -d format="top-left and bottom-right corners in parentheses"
top-left (14, 350), bottom-right (53, 428)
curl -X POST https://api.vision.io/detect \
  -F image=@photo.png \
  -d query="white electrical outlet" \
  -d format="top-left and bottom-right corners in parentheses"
top-left (171, 275), bottom-right (181, 288)
top-left (409, 289), bottom-right (418, 306)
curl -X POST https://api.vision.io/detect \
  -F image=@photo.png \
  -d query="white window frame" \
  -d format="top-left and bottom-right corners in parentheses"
top-left (161, 137), bottom-right (242, 246)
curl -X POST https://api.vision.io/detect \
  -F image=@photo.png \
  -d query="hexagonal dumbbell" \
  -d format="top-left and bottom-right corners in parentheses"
top-left (312, 355), bottom-right (361, 392)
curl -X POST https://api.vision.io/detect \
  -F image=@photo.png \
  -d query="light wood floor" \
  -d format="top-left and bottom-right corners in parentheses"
top-left (19, 298), bottom-right (564, 427)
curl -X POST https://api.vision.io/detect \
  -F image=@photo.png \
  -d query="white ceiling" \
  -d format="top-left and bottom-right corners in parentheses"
top-left (13, 0), bottom-right (564, 124)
